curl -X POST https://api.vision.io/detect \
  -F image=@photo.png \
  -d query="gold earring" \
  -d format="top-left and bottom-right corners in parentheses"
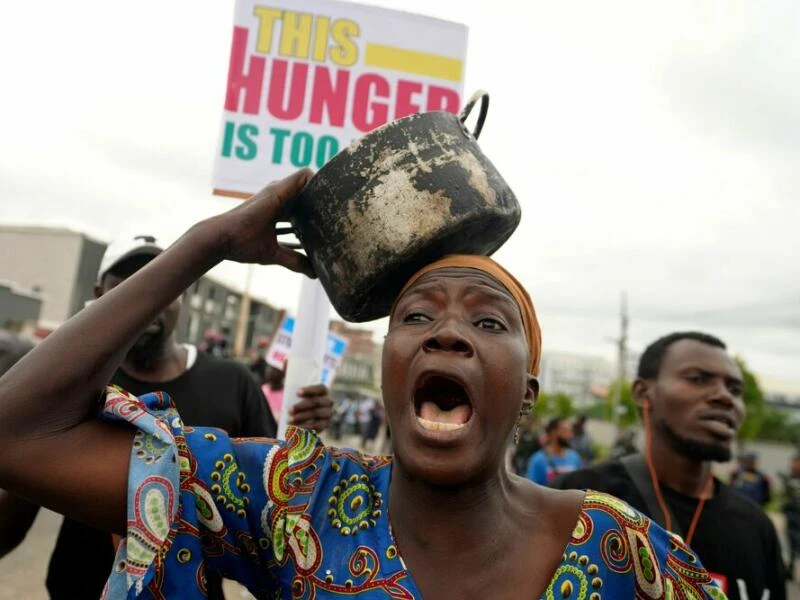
top-left (514, 411), bottom-right (525, 445)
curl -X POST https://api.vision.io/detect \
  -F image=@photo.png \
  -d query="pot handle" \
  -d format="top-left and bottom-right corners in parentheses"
top-left (276, 225), bottom-right (304, 250)
top-left (459, 90), bottom-right (489, 140)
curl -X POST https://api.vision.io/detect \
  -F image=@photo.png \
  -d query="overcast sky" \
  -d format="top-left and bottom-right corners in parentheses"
top-left (0, 1), bottom-right (797, 390)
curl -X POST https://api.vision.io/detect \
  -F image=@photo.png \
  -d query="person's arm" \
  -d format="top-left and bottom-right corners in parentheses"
top-left (0, 170), bottom-right (315, 534)
top-left (0, 490), bottom-right (40, 558)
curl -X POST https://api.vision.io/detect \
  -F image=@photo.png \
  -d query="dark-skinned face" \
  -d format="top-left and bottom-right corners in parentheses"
top-left (95, 255), bottom-right (182, 368)
top-left (553, 420), bottom-right (573, 448)
top-left (635, 339), bottom-right (745, 463)
top-left (382, 268), bottom-right (537, 487)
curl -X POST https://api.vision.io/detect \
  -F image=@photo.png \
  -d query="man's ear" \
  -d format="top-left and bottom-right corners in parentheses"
top-left (632, 378), bottom-right (650, 412)
top-left (523, 375), bottom-right (540, 413)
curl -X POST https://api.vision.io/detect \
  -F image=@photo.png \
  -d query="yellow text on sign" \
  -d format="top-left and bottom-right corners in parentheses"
top-left (253, 7), bottom-right (360, 66)
top-left (364, 44), bottom-right (463, 82)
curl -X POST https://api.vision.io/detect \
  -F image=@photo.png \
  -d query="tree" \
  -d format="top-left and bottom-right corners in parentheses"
top-left (607, 379), bottom-right (639, 427)
top-left (532, 391), bottom-right (549, 418)
top-left (735, 357), bottom-right (766, 442)
top-left (553, 393), bottom-right (575, 419)
top-left (532, 392), bottom-right (576, 419)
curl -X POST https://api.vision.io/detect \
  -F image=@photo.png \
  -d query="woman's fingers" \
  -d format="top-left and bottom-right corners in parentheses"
top-left (251, 169), bottom-right (313, 220)
top-left (272, 246), bottom-right (316, 279)
top-left (290, 392), bottom-right (333, 429)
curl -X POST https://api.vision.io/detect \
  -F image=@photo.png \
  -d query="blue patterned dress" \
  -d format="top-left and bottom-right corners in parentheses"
top-left (99, 387), bottom-right (726, 599)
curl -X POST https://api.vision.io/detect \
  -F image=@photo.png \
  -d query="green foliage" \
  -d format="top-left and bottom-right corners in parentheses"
top-left (591, 441), bottom-right (611, 461)
top-left (607, 379), bottom-right (639, 427)
top-left (533, 391), bottom-right (549, 417)
top-left (755, 410), bottom-right (800, 444)
top-left (532, 392), bottom-right (575, 419)
top-left (735, 357), bottom-right (766, 441)
top-left (585, 400), bottom-right (611, 421)
top-left (733, 356), bottom-right (800, 445)
top-left (553, 393), bottom-right (575, 418)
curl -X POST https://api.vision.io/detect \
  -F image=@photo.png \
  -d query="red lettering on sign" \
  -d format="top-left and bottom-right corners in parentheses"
top-left (308, 66), bottom-right (349, 127)
top-left (352, 74), bottom-right (390, 132)
top-left (426, 85), bottom-right (459, 114)
top-left (395, 80), bottom-right (423, 119)
top-left (267, 59), bottom-right (309, 120)
top-left (225, 27), bottom-right (266, 115)
top-left (224, 40), bottom-right (461, 130)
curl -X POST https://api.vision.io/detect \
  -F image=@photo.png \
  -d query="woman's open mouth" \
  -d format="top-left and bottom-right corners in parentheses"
top-left (414, 374), bottom-right (473, 432)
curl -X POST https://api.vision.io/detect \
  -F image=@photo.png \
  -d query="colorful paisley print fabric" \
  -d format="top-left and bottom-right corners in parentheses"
top-left (99, 387), bottom-right (726, 599)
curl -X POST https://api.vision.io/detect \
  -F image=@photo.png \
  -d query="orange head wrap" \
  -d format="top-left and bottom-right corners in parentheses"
top-left (392, 255), bottom-right (542, 375)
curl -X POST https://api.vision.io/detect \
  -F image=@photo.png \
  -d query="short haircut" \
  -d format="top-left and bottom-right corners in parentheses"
top-left (637, 332), bottom-right (726, 379)
top-left (545, 417), bottom-right (563, 434)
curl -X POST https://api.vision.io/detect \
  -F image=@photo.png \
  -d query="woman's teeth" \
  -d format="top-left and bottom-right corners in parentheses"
top-left (416, 400), bottom-right (472, 431)
top-left (417, 417), bottom-right (466, 432)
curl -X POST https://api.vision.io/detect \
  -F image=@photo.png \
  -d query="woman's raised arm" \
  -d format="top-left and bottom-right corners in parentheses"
top-left (0, 170), bottom-right (314, 533)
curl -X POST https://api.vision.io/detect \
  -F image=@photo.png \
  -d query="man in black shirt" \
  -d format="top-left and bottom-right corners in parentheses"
top-left (0, 234), bottom-right (334, 599)
top-left (554, 331), bottom-right (785, 600)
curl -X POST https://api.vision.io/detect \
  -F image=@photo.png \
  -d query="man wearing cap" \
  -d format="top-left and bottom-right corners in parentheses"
top-left (553, 331), bottom-right (785, 600)
top-left (0, 235), bottom-right (334, 599)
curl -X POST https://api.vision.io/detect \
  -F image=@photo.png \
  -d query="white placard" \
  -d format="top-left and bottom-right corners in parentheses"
top-left (213, 0), bottom-right (468, 197)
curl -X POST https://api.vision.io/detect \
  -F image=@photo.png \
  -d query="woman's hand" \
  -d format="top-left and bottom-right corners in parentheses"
top-left (206, 169), bottom-right (316, 277)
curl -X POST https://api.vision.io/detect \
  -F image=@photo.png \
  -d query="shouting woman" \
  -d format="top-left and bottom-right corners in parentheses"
top-left (0, 170), bottom-right (724, 599)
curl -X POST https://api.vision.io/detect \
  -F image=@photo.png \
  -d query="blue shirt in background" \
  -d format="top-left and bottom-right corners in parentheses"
top-left (526, 448), bottom-right (582, 486)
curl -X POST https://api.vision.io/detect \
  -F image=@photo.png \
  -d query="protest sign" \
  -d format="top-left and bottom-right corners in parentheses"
top-left (266, 314), bottom-right (349, 385)
top-left (213, 0), bottom-right (468, 197)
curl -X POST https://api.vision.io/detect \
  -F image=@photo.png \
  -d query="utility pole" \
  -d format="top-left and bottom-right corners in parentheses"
top-left (611, 291), bottom-right (629, 427)
top-left (233, 264), bottom-right (254, 358)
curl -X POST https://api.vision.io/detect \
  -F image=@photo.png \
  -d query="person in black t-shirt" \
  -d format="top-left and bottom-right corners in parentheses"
top-left (0, 235), bottom-right (334, 600)
top-left (553, 332), bottom-right (785, 600)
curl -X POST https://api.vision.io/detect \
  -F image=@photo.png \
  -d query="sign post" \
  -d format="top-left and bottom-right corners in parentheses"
top-left (277, 277), bottom-right (331, 438)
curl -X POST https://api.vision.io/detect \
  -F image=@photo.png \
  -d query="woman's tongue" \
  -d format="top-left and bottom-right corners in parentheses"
top-left (418, 400), bottom-right (471, 427)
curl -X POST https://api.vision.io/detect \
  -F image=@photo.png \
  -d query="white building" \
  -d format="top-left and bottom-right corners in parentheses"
top-left (0, 225), bottom-right (106, 329)
top-left (538, 351), bottom-right (615, 407)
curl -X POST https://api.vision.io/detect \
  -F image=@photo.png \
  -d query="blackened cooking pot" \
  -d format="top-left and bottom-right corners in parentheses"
top-left (285, 91), bottom-right (521, 322)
